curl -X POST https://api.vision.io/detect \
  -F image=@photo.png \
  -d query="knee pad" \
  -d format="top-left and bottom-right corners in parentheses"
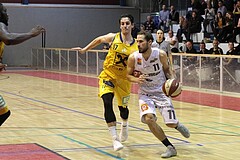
top-left (0, 110), bottom-right (10, 126)
top-left (118, 106), bottom-right (129, 120)
top-left (102, 93), bottom-right (116, 123)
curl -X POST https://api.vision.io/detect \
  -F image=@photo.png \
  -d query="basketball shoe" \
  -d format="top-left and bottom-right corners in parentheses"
top-left (113, 139), bottom-right (123, 151)
top-left (176, 123), bottom-right (190, 138)
top-left (161, 145), bottom-right (177, 158)
top-left (119, 123), bottom-right (128, 142)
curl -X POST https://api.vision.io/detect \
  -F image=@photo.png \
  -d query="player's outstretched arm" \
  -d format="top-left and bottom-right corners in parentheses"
top-left (0, 23), bottom-right (45, 45)
top-left (71, 33), bottom-right (115, 54)
top-left (160, 50), bottom-right (175, 79)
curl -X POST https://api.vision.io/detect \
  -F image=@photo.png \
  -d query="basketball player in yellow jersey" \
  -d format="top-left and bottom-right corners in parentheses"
top-left (0, 3), bottom-right (45, 126)
top-left (0, 41), bottom-right (4, 63)
top-left (72, 14), bottom-right (138, 151)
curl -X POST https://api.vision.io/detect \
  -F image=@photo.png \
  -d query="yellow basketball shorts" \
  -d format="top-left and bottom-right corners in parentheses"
top-left (99, 77), bottom-right (131, 107)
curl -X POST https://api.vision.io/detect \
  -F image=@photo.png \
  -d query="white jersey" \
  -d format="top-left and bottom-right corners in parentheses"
top-left (133, 48), bottom-right (166, 95)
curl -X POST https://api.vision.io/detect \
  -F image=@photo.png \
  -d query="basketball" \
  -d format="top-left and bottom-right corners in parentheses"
top-left (133, 70), bottom-right (142, 78)
top-left (162, 79), bottom-right (182, 97)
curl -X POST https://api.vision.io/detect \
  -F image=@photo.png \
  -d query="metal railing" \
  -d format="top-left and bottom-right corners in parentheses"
top-left (31, 48), bottom-right (240, 94)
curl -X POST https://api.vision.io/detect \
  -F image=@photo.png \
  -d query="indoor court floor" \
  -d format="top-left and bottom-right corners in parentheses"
top-left (0, 69), bottom-right (239, 160)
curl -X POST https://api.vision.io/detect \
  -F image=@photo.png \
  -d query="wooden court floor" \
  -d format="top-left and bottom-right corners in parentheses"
top-left (0, 70), bottom-right (239, 160)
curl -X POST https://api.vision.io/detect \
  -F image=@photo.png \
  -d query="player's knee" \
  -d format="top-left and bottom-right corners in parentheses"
top-left (144, 114), bottom-right (156, 124)
top-left (0, 110), bottom-right (11, 126)
top-left (118, 106), bottom-right (129, 120)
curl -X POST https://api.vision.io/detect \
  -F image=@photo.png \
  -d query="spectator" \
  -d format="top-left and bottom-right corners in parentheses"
top-left (140, 23), bottom-right (145, 32)
top-left (158, 4), bottom-right (170, 32)
top-left (185, 40), bottom-right (198, 65)
top-left (198, 41), bottom-right (210, 54)
top-left (198, 41), bottom-right (210, 64)
top-left (223, 42), bottom-right (239, 77)
top-left (176, 16), bottom-right (188, 42)
top-left (233, 18), bottom-right (240, 42)
top-left (214, 11), bottom-right (226, 39)
top-left (209, 0), bottom-right (219, 13)
top-left (217, 0), bottom-right (227, 17)
top-left (191, 0), bottom-right (203, 15)
top-left (209, 39), bottom-right (223, 65)
top-left (233, 0), bottom-right (240, 29)
top-left (186, 11), bottom-right (202, 40)
top-left (217, 12), bottom-right (234, 42)
top-left (165, 30), bottom-right (179, 53)
top-left (209, 39), bottom-right (224, 55)
top-left (132, 24), bottom-right (140, 38)
top-left (169, 5), bottom-right (179, 25)
top-left (203, 2), bottom-right (215, 38)
top-left (143, 16), bottom-right (155, 33)
top-left (223, 0), bottom-right (234, 12)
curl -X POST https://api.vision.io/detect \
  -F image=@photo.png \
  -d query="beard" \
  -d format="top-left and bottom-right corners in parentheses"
top-left (138, 46), bottom-right (148, 53)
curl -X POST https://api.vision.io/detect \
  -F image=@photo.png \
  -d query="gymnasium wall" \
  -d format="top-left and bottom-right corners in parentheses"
top-left (3, 3), bottom-right (139, 66)
top-left (1, 0), bottom-right (119, 5)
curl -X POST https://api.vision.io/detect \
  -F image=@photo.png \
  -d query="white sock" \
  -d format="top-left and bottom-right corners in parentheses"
top-left (109, 126), bottom-right (118, 140)
top-left (122, 121), bottom-right (128, 127)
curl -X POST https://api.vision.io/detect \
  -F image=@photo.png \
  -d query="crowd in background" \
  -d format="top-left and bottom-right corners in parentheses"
top-left (140, 0), bottom-right (240, 44)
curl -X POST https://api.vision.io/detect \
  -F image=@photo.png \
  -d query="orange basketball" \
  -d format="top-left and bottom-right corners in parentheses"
top-left (162, 79), bottom-right (182, 97)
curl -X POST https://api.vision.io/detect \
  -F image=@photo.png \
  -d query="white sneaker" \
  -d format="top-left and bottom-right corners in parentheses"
top-left (113, 140), bottom-right (123, 151)
top-left (176, 123), bottom-right (190, 138)
top-left (161, 145), bottom-right (177, 158)
top-left (119, 124), bottom-right (128, 142)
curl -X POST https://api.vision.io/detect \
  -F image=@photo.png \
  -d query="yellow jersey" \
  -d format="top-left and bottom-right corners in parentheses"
top-left (100, 32), bottom-right (138, 79)
top-left (0, 41), bottom-right (4, 61)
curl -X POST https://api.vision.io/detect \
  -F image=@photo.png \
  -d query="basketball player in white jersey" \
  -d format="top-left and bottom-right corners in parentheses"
top-left (127, 31), bottom-right (190, 158)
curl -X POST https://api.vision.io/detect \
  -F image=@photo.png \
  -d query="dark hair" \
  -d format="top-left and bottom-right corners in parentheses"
top-left (119, 14), bottom-right (134, 24)
top-left (137, 30), bottom-right (154, 42)
top-left (0, 3), bottom-right (8, 26)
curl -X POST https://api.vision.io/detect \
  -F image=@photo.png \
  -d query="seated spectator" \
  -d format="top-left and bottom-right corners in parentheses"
top-left (209, 39), bottom-right (223, 65)
top-left (210, 0), bottom-right (219, 13)
top-left (185, 40), bottom-right (198, 65)
top-left (140, 23), bottom-right (145, 32)
top-left (203, 2), bottom-right (215, 38)
top-left (209, 39), bottom-right (224, 55)
top-left (217, 12), bottom-right (234, 42)
top-left (186, 10), bottom-right (202, 40)
top-left (179, 40), bottom-right (187, 53)
top-left (131, 25), bottom-right (140, 38)
top-left (143, 16), bottom-right (155, 33)
top-left (169, 5), bottom-right (179, 25)
top-left (198, 41), bottom-right (210, 54)
top-left (233, 0), bottom-right (240, 14)
top-left (158, 4), bottom-right (170, 32)
top-left (223, 0), bottom-right (234, 12)
top-left (198, 41), bottom-right (210, 64)
top-left (165, 30), bottom-right (179, 53)
top-left (190, 0), bottom-right (203, 15)
top-left (217, 0), bottom-right (227, 17)
top-left (214, 12), bottom-right (226, 39)
top-left (233, 18), bottom-right (240, 42)
top-left (176, 16), bottom-right (188, 42)
top-left (223, 41), bottom-right (239, 77)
